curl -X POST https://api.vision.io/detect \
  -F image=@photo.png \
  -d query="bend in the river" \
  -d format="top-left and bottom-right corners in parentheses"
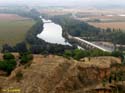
top-left (37, 17), bottom-right (69, 45)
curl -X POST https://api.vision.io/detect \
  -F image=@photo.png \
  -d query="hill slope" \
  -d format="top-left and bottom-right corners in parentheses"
top-left (0, 55), bottom-right (123, 93)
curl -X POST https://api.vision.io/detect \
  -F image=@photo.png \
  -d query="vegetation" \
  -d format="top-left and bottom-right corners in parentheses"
top-left (3, 52), bottom-right (15, 60)
top-left (0, 16), bottom-right (35, 46)
top-left (63, 49), bottom-right (123, 60)
top-left (102, 63), bottom-right (125, 93)
top-left (51, 15), bottom-right (100, 37)
top-left (0, 8), bottom-right (41, 20)
top-left (25, 18), bottom-right (76, 54)
top-left (0, 52), bottom-right (34, 76)
top-left (0, 53), bottom-right (16, 75)
top-left (51, 15), bottom-right (125, 51)
top-left (100, 29), bottom-right (125, 45)
top-left (1, 9), bottom-right (124, 55)
top-left (26, 20), bottom-right (44, 45)
top-left (20, 52), bottom-right (33, 64)
top-left (0, 8), bottom-right (40, 50)
top-left (0, 9), bottom-right (76, 54)
top-left (2, 42), bottom-right (28, 53)
top-left (1, 18), bottom-right (75, 54)
top-left (109, 70), bottom-right (125, 83)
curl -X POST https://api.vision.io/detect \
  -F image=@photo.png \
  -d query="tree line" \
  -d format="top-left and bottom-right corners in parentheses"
top-left (63, 49), bottom-right (124, 61)
top-left (1, 20), bottom-right (75, 55)
top-left (50, 15), bottom-right (125, 51)
top-left (0, 8), bottom-right (40, 20)
top-left (25, 19), bottom-right (76, 54)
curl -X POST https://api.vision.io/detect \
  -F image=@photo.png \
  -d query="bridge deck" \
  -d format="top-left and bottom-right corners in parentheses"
top-left (74, 37), bottom-right (112, 52)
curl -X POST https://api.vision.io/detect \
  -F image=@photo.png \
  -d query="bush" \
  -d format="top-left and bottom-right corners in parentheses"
top-left (73, 49), bottom-right (89, 60)
top-left (20, 55), bottom-right (29, 64)
top-left (63, 50), bottom-right (73, 58)
top-left (111, 51), bottom-right (124, 61)
top-left (0, 59), bottom-right (16, 75)
top-left (20, 52), bottom-right (33, 64)
top-left (111, 51), bottom-right (123, 57)
top-left (3, 53), bottom-right (14, 60)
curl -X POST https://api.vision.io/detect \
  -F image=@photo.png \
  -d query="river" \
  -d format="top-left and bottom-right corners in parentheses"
top-left (37, 17), bottom-right (69, 45)
top-left (36, 17), bottom-right (114, 52)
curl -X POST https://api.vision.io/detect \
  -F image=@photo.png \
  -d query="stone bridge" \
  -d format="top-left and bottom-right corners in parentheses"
top-left (66, 34), bottom-right (112, 52)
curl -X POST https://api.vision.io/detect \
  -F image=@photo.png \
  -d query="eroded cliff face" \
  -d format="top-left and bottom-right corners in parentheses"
top-left (0, 55), bottom-right (122, 93)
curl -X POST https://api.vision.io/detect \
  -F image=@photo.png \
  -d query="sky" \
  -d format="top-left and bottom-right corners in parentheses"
top-left (0, 0), bottom-right (125, 7)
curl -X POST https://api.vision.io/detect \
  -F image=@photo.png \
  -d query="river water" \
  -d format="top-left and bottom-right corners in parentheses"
top-left (37, 17), bottom-right (114, 52)
top-left (37, 18), bottom-right (69, 45)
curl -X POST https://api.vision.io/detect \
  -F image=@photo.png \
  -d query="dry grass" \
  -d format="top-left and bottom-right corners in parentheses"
top-left (88, 22), bottom-right (125, 31)
top-left (0, 54), bottom-right (121, 93)
top-left (0, 14), bottom-right (30, 21)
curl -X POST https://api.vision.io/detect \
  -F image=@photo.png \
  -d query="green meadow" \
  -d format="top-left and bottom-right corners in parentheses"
top-left (0, 19), bottom-right (35, 46)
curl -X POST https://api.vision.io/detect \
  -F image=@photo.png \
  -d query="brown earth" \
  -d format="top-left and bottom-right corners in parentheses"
top-left (0, 55), bottom-right (123, 93)
top-left (0, 14), bottom-right (30, 21)
top-left (88, 22), bottom-right (125, 30)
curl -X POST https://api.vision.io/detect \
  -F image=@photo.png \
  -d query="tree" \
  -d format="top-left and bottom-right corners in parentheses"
top-left (2, 44), bottom-right (14, 52)
top-left (15, 42), bottom-right (28, 53)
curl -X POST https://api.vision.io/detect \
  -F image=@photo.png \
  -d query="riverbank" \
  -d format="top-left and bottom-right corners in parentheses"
top-left (1, 17), bottom-right (76, 54)
top-left (25, 18), bottom-right (75, 54)
top-left (37, 18), bottom-right (69, 45)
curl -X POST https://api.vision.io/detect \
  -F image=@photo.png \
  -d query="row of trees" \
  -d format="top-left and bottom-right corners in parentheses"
top-left (0, 8), bottom-right (76, 54)
top-left (2, 42), bottom-right (28, 53)
top-left (25, 19), bottom-right (76, 54)
top-left (63, 49), bottom-right (124, 61)
top-left (51, 15), bottom-right (100, 37)
top-left (50, 15), bottom-right (125, 50)
top-left (1, 18), bottom-right (76, 54)
top-left (0, 8), bottom-right (40, 20)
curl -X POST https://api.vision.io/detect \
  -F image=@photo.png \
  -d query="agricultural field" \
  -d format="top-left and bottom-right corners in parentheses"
top-left (88, 22), bottom-right (125, 31)
top-left (77, 13), bottom-right (125, 31)
top-left (0, 14), bottom-right (36, 47)
top-left (40, 8), bottom-right (125, 31)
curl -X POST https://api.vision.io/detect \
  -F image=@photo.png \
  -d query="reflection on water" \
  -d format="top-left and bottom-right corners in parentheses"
top-left (37, 18), bottom-right (69, 45)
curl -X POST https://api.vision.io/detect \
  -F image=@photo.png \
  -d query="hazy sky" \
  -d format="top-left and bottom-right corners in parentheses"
top-left (0, 0), bottom-right (125, 7)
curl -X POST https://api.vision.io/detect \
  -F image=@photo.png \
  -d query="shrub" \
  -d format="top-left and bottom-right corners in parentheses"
top-left (20, 52), bottom-right (33, 64)
top-left (0, 59), bottom-right (16, 75)
top-left (20, 55), bottom-right (29, 64)
top-left (3, 53), bottom-right (14, 60)
top-left (63, 50), bottom-right (73, 59)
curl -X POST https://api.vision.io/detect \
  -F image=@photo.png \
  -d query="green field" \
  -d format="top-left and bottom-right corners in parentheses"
top-left (0, 19), bottom-right (35, 46)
